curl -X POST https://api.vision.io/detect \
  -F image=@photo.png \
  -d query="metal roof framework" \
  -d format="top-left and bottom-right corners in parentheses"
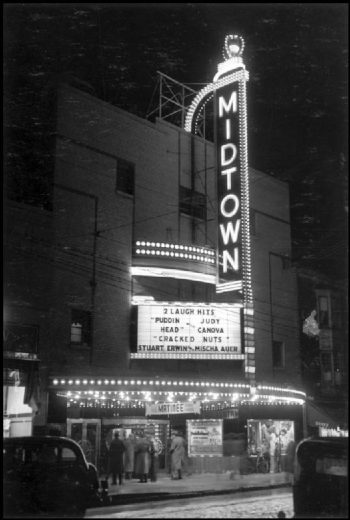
top-left (146, 71), bottom-right (209, 139)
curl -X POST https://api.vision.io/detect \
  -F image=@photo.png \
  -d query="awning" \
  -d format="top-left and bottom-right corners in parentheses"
top-left (307, 401), bottom-right (347, 429)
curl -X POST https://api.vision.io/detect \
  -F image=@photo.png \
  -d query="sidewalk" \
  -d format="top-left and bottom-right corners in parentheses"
top-left (85, 472), bottom-right (293, 518)
top-left (103, 470), bottom-right (292, 502)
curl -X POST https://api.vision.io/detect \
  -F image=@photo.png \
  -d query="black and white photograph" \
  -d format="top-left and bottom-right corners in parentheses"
top-left (3, 3), bottom-right (348, 518)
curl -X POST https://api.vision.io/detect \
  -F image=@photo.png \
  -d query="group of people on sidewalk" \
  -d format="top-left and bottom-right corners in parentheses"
top-left (107, 431), bottom-right (157, 485)
top-left (107, 429), bottom-right (188, 485)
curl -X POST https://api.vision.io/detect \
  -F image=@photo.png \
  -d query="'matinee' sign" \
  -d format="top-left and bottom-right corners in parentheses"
top-left (215, 81), bottom-right (242, 289)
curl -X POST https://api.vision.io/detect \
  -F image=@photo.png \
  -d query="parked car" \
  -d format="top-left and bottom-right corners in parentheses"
top-left (3, 435), bottom-right (105, 517)
top-left (292, 436), bottom-right (348, 518)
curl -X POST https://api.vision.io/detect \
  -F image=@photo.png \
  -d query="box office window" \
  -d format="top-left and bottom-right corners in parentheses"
top-left (70, 309), bottom-right (91, 346)
top-left (116, 158), bottom-right (135, 196)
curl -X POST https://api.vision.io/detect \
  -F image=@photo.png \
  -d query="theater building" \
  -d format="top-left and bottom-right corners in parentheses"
top-left (4, 36), bottom-right (307, 473)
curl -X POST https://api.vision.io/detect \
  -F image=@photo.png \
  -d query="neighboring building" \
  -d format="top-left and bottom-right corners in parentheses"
top-left (3, 201), bottom-right (52, 437)
top-left (298, 268), bottom-right (348, 434)
top-left (4, 83), bottom-right (306, 472)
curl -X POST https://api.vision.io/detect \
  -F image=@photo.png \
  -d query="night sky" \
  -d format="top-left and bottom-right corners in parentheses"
top-left (3, 3), bottom-right (348, 281)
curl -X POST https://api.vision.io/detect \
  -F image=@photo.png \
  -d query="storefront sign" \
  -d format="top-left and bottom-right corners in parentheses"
top-left (187, 419), bottom-right (223, 456)
top-left (224, 408), bottom-right (239, 419)
top-left (137, 303), bottom-right (242, 356)
top-left (319, 426), bottom-right (348, 438)
top-left (145, 401), bottom-right (201, 416)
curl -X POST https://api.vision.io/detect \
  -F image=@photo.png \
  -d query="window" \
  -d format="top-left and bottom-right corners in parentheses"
top-left (318, 296), bottom-right (330, 328)
top-left (179, 186), bottom-right (206, 220)
top-left (272, 341), bottom-right (285, 369)
top-left (281, 256), bottom-right (291, 270)
top-left (4, 323), bottom-right (39, 356)
top-left (70, 309), bottom-right (91, 346)
top-left (320, 352), bottom-right (333, 380)
top-left (116, 158), bottom-right (134, 196)
top-left (180, 214), bottom-right (206, 245)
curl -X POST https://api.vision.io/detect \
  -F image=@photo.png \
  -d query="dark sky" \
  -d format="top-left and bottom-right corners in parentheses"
top-left (3, 2), bottom-right (348, 280)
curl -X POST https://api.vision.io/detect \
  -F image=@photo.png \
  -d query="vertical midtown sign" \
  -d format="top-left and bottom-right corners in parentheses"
top-left (215, 82), bottom-right (242, 291)
top-left (184, 34), bottom-right (251, 297)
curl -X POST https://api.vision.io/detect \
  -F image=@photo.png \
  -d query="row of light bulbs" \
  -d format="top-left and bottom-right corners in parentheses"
top-left (135, 241), bottom-right (215, 256)
top-left (66, 397), bottom-right (303, 407)
top-left (52, 378), bottom-right (305, 398)
top-left (130, 353), bottom-right (245, 360)
top-left (135, 248), bottom-right (216, 264)
top-left (184, 69), bottom-right (248, 133)
top-left (238, 77), bottom-right (253, 305)
top-left (64, 391), bottom-right (250, 399)
top-left (53, 379), bottom-right (251, 388)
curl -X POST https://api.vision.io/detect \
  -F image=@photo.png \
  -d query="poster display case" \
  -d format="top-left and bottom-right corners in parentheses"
top-left (247, 419), bottom-right (295, 472)
top-left (187, 418), bottom-right (223, 457)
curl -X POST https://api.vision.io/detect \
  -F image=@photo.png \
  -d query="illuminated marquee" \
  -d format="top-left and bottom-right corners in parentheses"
top-left (137, 303), bottom-right (242, 358)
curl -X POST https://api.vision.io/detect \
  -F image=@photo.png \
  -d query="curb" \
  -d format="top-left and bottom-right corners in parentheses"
top-left (103, 482), bottom-right (292, 507)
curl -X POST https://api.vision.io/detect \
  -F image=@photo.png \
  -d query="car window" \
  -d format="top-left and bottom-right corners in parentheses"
top-left (4, 446), bottom-right (27, 467)
top-left (62, 446), bottom-right (77, 461)
top-left (37, 445), bottom-right (58, 464)
top-left (316, 456), bottom-right (348, 477)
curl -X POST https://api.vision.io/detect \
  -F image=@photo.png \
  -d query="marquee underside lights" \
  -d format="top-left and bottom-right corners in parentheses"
top-left (51, 377), bottom-right (306, 400)
top-left (57, 389), bottom-right (305, 408)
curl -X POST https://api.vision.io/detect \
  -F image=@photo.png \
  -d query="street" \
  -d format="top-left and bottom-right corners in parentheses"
top-left (85, 489), bottom-right (293, 518)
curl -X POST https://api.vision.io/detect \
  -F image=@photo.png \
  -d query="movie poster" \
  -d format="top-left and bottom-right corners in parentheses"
top-left (187, 419), bottom-right (223, 456)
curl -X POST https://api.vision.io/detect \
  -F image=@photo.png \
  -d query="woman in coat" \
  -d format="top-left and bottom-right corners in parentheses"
top-left (134, 433), bottom-right (151, 483)
top-left (170, 431), bottom-right (186, 480)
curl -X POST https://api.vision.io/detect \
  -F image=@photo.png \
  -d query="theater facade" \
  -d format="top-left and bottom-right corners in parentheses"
top-left (5, 36), bottom-right (306, 473)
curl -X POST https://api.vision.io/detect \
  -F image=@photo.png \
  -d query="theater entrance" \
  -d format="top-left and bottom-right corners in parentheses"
top-left (67, 418), bottom-right (101, 468)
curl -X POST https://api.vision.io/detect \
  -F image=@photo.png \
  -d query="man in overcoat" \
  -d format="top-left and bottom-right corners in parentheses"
top-left (170, 431), bottom-right (186, 480)
top-left (108, 431), bottom-right (125, 485)
top-left (134, 432), bottom-right (151, 483)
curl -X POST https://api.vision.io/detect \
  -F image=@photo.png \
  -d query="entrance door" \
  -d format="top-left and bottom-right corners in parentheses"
top-left (67, 419), bottom-right (101, 468)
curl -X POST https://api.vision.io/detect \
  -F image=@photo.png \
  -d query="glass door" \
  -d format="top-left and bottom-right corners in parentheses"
top-left (67, 419), bottom-right (101, 468)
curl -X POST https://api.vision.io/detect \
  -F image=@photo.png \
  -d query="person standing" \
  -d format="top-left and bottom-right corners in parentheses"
top-left (134, 432), bottom-right (151, 483)
top-left (124, 433), bottom-right (136, 480)
top-left (166, 434), bottom-right (174, 475)
top-left (268, 426), bottom-right (277, 474)
top-left (148, 436), bottom-right (158, 482)
top-left (170, 430), bottom-right (186, 480)
top-left (108, 431), bottom-right (125, 485)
